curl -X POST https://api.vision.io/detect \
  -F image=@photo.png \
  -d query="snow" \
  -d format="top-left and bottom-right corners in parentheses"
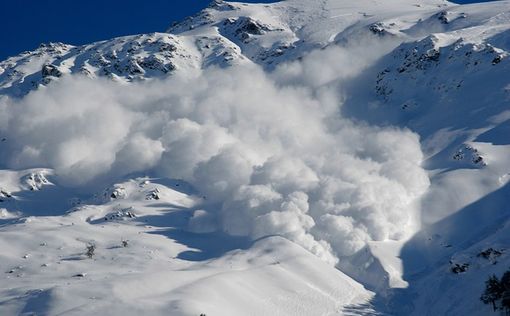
top-left (368, 241), bottom-right (409, 289)
top-left (1, 0), bottom-right (510, 314)
top-left (0, 175), bottom-right (373, 316)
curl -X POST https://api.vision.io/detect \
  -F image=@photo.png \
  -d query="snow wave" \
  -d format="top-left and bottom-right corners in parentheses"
top-left (0, 43), bottom-right (429, 262)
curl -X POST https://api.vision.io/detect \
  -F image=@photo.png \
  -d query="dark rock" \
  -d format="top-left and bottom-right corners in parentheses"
top-left (478, 248), bottom-right (503, 261)
top-left (41, 64), bottom-right (62, 78)
top-left (369, 23), bottom-right (387, 36)
top-left (437, 11), bottom-right (450, 24)
top-left (492, 55), bottom-right (503, 65)
top-left (451, 263), bottom-right (469, 274)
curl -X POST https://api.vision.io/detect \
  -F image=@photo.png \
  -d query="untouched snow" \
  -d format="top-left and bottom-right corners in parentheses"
top-left (0, 175), bottom-right (373, 316)
top-left (1, 0), bottom-right (510, 315)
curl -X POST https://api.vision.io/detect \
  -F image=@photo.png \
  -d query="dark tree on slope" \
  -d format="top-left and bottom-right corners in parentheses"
top-left (481, 270), bottom-right (510, 313)
top-left (86, 244), bottom-right (96, 259)
top-left (502, 271), bottom-right (510, 313)
top-left (481, 275), bottom-right (504, 311)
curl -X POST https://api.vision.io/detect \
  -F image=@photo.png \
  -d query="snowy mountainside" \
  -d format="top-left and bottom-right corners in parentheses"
top-left (0, 34), bottom-right (203, 97)
top-left (1, 0), bottom-right (510, 315)
top-left (0, 0), bottom-right (451, 97)
top-left (0, 172), bottom-right (372, 316)
top-left (341, 1), bottom-right (510, 314)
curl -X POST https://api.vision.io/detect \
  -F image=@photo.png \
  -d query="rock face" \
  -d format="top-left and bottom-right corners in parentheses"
top-left (41, 64), bottom-right (62, 78)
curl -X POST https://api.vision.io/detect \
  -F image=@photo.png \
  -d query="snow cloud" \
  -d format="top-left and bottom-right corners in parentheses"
top-left (0, 41), bottom-right (429, 263)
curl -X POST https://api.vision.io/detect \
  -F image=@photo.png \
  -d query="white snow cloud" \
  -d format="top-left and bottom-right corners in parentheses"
top-left (0, 40), bottom-right (429, 263)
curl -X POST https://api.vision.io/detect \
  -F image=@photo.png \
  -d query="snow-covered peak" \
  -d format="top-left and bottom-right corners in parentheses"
top-left (0, 0), bottom-right (461, 97)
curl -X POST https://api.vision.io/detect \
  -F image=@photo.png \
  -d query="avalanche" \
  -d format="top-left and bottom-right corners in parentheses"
top-left (1, 0), bottom-right (510, 315)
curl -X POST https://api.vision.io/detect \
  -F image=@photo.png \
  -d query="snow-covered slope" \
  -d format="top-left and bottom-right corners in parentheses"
top-left (0, 0), bottom-right (451, 97)
top-left (0, 173), bottom-right (372, 315)
top-left (1, 0), bottom-right (510, 315)
top-left (341, 1), bottom-right (510, 314)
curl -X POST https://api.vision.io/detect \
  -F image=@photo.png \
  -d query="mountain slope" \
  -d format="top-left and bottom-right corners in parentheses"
top-left (1, 0), bottom-right (510, 315)
top-left (0, 172), bottom-right (372, 315)
top-left (0, 0), bottom-right (450, 97)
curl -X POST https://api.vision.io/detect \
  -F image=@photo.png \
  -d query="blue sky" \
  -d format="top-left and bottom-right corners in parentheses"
top-left (0, 0), bottom-right (498, 61)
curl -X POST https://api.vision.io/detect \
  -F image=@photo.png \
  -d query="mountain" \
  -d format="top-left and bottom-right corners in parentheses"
top-left (0, 0), bottom-right (452, 97)
top-left (1, 0), bottom-right (510, 315)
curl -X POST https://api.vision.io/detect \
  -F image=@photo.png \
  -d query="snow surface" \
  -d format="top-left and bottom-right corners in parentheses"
top-left (1, 0), bottom-right (510, 315)
top-left (0, 174), bottom-right (371, 315)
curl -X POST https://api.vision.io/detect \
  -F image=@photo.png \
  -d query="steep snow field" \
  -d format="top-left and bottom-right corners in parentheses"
top-left (1, 0), bottom-right (510, 315)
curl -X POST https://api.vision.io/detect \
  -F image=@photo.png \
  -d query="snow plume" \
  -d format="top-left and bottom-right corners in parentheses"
top-left (0, 43), bottom-right (429, 263)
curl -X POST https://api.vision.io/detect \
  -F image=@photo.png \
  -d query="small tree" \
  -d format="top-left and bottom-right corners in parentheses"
top-left (481, 271), bottom-right (510, 313)
top-left (503, 294), bottom-right (510, 315)
top-left (86, 244), bottom-right (96, 259)
top-left (502, 271), bottom-right (510, 313)
top-left (501, 271), bottom-right (510, 291)
top-left (481, 275), bottom-right (504, 311)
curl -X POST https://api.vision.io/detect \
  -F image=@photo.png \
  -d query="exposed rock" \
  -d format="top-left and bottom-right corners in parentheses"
top-left (450, 262), bottom-right (469, 274)
top-left (146, 188), bottom-right (161, 200)
top-left (104, 207), bottom-right (136, 221)
top-left (477, 248), bottom-right (503, 262)
top-left (24, 172), bottom-right (50, 191)
top-left (41, 64), bottom-right (62, 78)
top-left (223, 17), bottom-right (278, 43)
top-left (437, 11), bottom-right (450, 24)
top-left (453, 145), bottom-right (486, 167)
top-left (208, 0), bottom-right (236, 11)
top-left (108, 187), bottom-right (126, 200)
top-left (369, 23), bottom-right (389, 36)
